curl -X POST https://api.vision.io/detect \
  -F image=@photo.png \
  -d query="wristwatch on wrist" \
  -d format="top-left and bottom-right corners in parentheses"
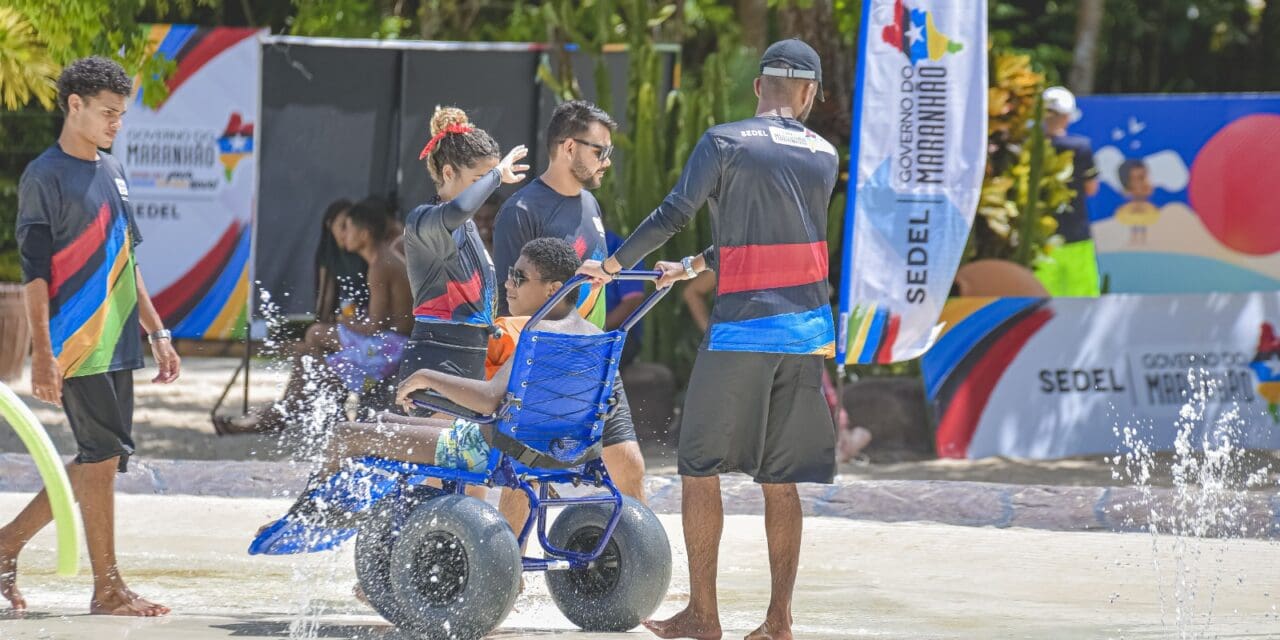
top-left (148, 329), bottom-right (173, 344)
top-left (681, 256), bottom-right (698, 280)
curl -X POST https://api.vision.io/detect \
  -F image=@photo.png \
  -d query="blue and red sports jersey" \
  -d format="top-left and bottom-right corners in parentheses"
top-left (404, 170), bottom-right (499, 327)
top-left (613, 115), bottom-right (839, 356)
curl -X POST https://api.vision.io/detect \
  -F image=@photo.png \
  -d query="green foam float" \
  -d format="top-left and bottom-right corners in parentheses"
top-left (0, 382), bottom-right (80, 576)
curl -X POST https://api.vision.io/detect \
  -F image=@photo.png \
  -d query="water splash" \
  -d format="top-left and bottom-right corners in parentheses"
top-left (1111, 367), bottom-right (1277, 639)
top-left (253, 287), bottom-right (377, 639)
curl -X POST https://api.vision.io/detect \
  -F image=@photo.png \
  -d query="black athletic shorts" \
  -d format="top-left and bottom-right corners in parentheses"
top-left (62, 370), bottom-right (136, 473)
top-left (397, 321), bottom-right (489, 383)
top-left (397, 321), bottom-right (489, 417)
top-left (679, 349), bottom-right (835, 484)
top-left (603, 378), bottom-right (637, 447)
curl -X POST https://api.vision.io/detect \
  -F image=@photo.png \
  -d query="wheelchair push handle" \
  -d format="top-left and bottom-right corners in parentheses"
top-left (527, 270), bottom-right (672, 332)
top-left (609, 269), bottom-right (664, 281)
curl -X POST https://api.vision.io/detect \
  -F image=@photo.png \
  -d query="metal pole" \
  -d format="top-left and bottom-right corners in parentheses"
top-left (242, 331), bottom-right (251, 415)
top-left (833, 364), bottom-right (845, 425)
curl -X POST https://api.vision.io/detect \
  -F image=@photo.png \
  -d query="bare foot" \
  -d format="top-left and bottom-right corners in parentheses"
top-left (90, 587), bottom-right (170, 617)
top-left (745, 620), bottom-right (793, 640)
top-left (643, 607), bottom-right (722, 640)
top-left (0, 549), bottom-right (25, 611)
top-left (837, 426), bottom-right (872, 463)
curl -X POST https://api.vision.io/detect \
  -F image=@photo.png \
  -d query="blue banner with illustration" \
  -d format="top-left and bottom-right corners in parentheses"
top-left (837, 0), bottom-right (988, 365)
top-left (1074, 94), bottom-right (1280, 294)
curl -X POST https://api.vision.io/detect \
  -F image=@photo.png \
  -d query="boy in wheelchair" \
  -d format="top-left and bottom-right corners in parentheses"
top-left (273, 238), bottom-right (634, 515)
top-left (254, 237), bottom-right (671, 639)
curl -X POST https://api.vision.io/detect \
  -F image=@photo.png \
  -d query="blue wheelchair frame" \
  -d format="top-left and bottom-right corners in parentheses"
top-left (250, 270), bottom-right (669, 575)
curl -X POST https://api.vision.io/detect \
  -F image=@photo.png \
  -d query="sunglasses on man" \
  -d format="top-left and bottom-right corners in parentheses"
top-left (571, 138), bottom-right (614, 162)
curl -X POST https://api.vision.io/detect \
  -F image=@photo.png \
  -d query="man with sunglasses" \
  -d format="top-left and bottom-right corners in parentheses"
top-left (491, 100), bottom-right (647, 502)
top-left (492, 100), bottom-right (616, 325)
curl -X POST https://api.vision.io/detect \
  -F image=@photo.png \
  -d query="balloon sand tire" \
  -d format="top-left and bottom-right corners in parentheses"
top-left (355, 494), bottom-right (418, 624)
top-left (546, 496), bottom-right (672, 631)
top-left (388, 494), bottom-right (521, 640)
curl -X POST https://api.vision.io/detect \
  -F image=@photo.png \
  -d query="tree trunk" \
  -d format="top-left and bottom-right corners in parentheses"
top-left (0, 284), bottom-right (30, 383)
top-left (1069, 0), bottom-right (1104, 94)
top-left (1258, 0), bottom-right (1280, 91)
top-left (737, 0), bottom-right (768, 53)
top-left (775, 0), bottom-right (854, 146)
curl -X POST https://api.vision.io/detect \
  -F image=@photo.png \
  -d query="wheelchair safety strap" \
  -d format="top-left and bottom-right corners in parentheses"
top-left (492, 432), bottom-right (603, 470)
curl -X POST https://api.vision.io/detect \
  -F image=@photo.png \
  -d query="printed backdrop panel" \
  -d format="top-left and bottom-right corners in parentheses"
top-left (923, 293), bottom-right (1280, 459)
top-left (117, 25), bottom-right (263, 339)
top-left (1075, 94), bottom-right (1280, 294)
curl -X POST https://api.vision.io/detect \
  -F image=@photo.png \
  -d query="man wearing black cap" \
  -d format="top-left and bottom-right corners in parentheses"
top-left (579, 38), bottom-right (838, 640)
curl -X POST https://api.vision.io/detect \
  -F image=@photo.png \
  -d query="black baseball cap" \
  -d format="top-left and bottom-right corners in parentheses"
top-left (760, 38), bottom-right (824, 101)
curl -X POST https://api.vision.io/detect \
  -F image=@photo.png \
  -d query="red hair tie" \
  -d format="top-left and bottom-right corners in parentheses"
top-left (419, 123), bottom-right (475, 160)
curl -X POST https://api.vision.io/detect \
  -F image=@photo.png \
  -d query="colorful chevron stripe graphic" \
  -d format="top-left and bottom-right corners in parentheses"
top-left (49, 208), bottom-right (139, 377)
top-left (844, 304), bottom-right (901, 364)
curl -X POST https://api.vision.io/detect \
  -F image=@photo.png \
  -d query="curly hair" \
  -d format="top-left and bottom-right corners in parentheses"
top-left (57, 56), bottom-right (132, 113)
top-left (545, 100), bottom-right (617, 155)
top-left (421, 106), bottom-right (501, 186)
top-left (520, 237), bottom-right (582, 305)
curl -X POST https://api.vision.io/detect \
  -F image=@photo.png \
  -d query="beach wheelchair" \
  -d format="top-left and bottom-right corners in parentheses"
top-left (248, 271), bottom-right (673, 640)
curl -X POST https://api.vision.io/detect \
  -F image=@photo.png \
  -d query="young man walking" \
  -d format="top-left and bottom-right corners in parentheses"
top-left (2, 56), bottom-right (181, 617)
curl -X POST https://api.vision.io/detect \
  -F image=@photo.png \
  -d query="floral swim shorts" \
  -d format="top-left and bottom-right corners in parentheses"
top-left (434, 419), bottom-right (491, 472)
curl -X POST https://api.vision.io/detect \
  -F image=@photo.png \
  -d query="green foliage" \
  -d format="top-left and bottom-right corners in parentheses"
top-left (988, 0), bottom-right (1073, 84)
top-left (990, 0), bottom-right (1280, 93)
top-left (288, 0), bottom-right (388, 38)
top-left (0, 8), bottom-right (60, 111)
top-left (0, 170), bottom-right (21, 281)
top-left (4, 0), bottom-right (218, 111)
top-left (967, 50), bottom-right (1074, 267)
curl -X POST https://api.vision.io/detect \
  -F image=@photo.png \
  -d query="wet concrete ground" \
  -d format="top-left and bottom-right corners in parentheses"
top-left (1, 493), bottom-right (1278, 639)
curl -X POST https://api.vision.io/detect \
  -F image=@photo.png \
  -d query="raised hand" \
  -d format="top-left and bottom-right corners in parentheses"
top-left (497, 145), bottom-right (530, 184)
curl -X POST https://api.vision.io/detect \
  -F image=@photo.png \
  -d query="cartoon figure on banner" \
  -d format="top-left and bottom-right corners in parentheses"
top-left (1113, 157), bottom-right (1159, 245)
top-left (1080, 103), bottom-right (1280, 293)
top-left (1093, 135), bottom-right (1190, 250)
top-left (1250, 322), bottom-right (1280, 422)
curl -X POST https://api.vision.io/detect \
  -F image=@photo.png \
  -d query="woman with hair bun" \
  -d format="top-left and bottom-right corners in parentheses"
top-left (397, 107), bottom-right (529, 397)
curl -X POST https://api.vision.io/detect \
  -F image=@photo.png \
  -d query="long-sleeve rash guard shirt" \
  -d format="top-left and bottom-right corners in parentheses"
top-left (404, 169), bottom-right (500, 327)
top-left (612, 115), bottom-right (839, 355)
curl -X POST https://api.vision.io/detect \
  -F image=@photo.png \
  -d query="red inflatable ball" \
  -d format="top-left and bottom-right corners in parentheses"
top-left (1188, 113), bottom-right (1280, 256)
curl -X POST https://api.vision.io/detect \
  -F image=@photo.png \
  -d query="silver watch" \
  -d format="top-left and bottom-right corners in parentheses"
top-left (680, 256), bottom-right (698, 280)
top-left (148, 329), bottom-right (173, 344)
